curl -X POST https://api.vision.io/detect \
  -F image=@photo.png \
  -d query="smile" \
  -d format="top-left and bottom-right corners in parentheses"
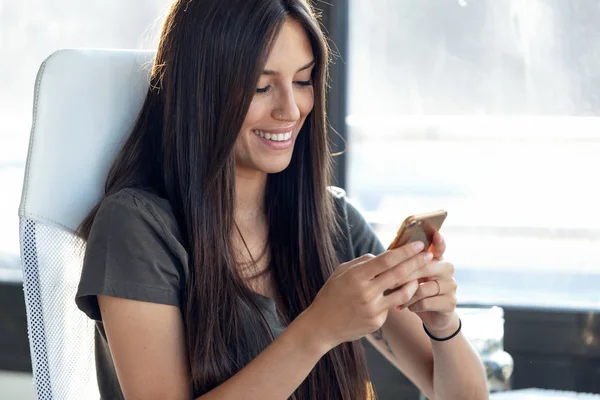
top-left (253, 130), bottom-right (293, 142)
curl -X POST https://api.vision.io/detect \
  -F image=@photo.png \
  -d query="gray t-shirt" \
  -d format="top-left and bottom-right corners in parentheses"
top-left (75, 187), bottom-right (385, 399)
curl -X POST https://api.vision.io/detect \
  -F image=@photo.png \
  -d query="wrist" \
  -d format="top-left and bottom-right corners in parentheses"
top-left (424, 312), bottom-right (461, 339)
top-left (291, 307), bottom-right (335, 358)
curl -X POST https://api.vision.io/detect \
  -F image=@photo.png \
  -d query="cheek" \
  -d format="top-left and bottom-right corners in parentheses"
top-left (241, 99), bottom-right (269, 132)
top-left (298, 90), bottom-right (315, 118)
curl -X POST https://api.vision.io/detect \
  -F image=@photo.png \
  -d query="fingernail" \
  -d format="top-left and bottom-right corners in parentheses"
top-left (413, 241), bottom-right (425, 252)
top-left (424, 252), bottom-right (433, 261)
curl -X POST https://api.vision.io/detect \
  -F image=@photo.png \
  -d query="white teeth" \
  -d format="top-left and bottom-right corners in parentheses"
top-left (254, 130), bottom-right (293, 142)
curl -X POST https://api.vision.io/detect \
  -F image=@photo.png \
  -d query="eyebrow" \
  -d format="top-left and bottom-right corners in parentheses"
top-left (262, 59), bottom-right (316, 76)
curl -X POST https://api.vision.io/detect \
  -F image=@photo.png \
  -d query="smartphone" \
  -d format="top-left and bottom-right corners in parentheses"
top-left (387, 210), bottom-right (448, 251)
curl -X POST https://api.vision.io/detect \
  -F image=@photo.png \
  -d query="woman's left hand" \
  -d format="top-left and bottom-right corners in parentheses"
top-left (400, 231), bottom-right (458, 333)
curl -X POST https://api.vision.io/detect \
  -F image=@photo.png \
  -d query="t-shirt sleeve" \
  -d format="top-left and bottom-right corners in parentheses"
top-left (75, 191), bottom-right (183, 321)
top-left (345, 198), bottom-right (387, 258)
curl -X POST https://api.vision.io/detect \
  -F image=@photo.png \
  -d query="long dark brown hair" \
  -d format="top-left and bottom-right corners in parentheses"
top-left (79, 0), bottom-right (373, 398)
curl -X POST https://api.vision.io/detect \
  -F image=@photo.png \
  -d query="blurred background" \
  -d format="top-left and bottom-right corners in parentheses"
top-left (1, 0), bottom-right (599, 399)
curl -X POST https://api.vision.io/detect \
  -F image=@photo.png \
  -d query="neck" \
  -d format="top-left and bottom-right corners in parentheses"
top-left (235, 164), bottom-right (267, 222)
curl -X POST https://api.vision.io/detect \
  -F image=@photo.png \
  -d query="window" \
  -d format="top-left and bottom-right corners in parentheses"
top-left (0, 1), bottom-right (171, 281)
top-left (347, 0), bottom-right (600, 309)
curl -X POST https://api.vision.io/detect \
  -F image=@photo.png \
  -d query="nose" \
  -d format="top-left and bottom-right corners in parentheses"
top-left (271, 87), bottom-right (300, 122)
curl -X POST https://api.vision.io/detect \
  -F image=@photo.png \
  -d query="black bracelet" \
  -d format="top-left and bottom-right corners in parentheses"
top-left (423, 318), bottom-right (462, 342)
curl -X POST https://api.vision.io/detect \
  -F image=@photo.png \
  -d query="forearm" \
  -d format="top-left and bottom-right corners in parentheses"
top-left (366, 310), bottom-right (488, 400)
top-left (428, 314), bottom-right (488, 400)
top-left (197, 310), bottom-right (328, 400)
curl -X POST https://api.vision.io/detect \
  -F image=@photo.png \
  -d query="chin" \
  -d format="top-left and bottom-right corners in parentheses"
top-left (259, 158), bottom-right (293, 174)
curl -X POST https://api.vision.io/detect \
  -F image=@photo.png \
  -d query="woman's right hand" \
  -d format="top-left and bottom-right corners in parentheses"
top-left (304, 241), bottom-right (434, 351)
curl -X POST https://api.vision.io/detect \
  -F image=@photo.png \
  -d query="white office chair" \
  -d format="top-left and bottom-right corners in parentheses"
top-left (19, 48), bottom-right (156, 399)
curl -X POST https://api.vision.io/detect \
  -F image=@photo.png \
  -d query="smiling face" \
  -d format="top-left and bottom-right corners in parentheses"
top-left (234, 18), bottom-right (315, 175)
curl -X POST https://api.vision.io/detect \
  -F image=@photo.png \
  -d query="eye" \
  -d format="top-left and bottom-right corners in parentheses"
top-left (256, 85), bottom-right (271, 94)
top-left (295, 80), bottom-right (313, 87)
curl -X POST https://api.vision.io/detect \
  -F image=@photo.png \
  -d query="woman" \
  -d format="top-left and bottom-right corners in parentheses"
top-left (75, 0), bottom-right (488, 399)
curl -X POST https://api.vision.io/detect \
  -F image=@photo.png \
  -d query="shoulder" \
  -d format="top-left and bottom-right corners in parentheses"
top-left (327, 185), bottom-right (347, 200)
top-left (77, 188), bottom-right (187, 319)
top-left (88, 187), bottom-right (188, 273)
top-left (326, 186), bottom-right (365, 226)
top-left (101, 187), bottom-right (174, 221)
top-left (327, 186), bottom-right (386, 258)
top-left (96, 188), bottom-right (182, 241)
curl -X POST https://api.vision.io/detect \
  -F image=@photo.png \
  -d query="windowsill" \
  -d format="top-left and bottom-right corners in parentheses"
top-left (455, 267), bottom-right (600, 313)
top-left (0, 264), bottom-right (22, 284)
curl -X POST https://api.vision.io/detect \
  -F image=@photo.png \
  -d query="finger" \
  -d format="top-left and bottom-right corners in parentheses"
top-left (382, 261), bottom-right (436, 295)
top-left (401, 279), bottom-right (450, 309)
top-left (404, 260), bottom-right (455, 284)
top-left (429, 231), bottom-right (446, 259)
top-left (373, 251), bottom-right (433, 292)
top-left (381, 280), bottom-right (419, 309)
top-left (337, 253), bottom-right (376, 274)
top-left (407, 294), bottom-right (457, 313)
top-left (363, 241), bottom-right (426, 279)
top-left (379, 258), bottom-right (449, 295)
top-left (348, 253), bottom-right (377, 268)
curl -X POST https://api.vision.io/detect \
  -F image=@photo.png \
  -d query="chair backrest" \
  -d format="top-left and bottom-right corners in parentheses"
top-left (19, 48), bottom-right (155, 400)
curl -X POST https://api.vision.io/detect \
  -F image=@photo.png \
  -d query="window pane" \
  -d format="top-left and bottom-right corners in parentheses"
top-left (0, 1), bottom-right (170, 281)
top-left (347, 0), bottom-right (600, 309)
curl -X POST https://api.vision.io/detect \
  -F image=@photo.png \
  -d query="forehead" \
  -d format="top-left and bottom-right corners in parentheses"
top-left (264, 18), bottom-right (314, 70)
